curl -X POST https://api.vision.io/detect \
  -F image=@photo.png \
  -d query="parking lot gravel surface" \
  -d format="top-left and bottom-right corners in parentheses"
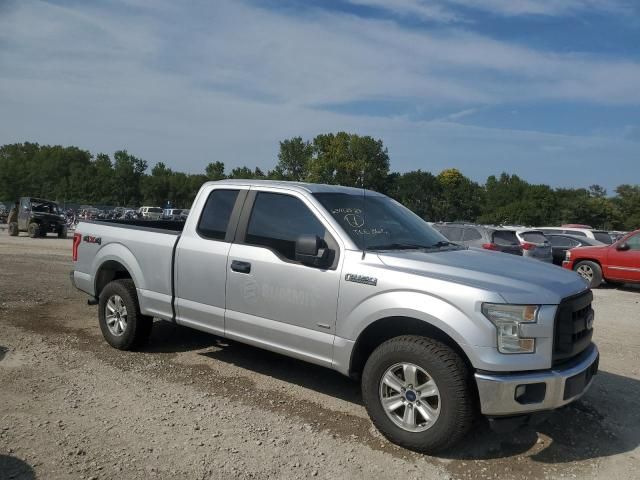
top-left (1, 234), bottom-right (639, 479)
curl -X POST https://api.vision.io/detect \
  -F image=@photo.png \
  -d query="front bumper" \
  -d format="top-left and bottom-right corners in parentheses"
top-left (475, 344), bottom-right (599, 416)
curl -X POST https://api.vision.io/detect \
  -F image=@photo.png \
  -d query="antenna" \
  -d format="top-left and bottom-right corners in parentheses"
top-left (361, 168), bottom-right (366, 260)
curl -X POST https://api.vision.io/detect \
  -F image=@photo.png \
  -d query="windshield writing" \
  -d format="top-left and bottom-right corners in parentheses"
top-left (313, 192), bottom-right (457, 251)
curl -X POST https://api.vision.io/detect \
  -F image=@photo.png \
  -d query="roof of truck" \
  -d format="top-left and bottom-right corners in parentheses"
top-left (204, 179), bottom-right (385, 196)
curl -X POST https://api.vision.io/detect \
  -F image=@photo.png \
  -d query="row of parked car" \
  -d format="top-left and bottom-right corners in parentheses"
top-left (76, 206), bottom-right (190, 222)
top-left (138, 207), bottom-right (190, 221)
top-left (431, 222), bottom-right (639, 287)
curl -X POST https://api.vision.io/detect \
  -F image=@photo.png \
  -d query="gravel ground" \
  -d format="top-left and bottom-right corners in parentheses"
top-left (1, 234), bottom-right (639, 480)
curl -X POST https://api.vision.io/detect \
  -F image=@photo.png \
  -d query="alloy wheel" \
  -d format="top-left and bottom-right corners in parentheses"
top-left (379, 362), bottom-right (441, 432)
top-left (105, 295), bottom-right (128, 336)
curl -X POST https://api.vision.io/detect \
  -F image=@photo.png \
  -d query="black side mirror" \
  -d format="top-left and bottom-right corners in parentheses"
top-left (616, 242), bottom-right (630, 251)
top-left (295, 234), bottom-right (331, 268)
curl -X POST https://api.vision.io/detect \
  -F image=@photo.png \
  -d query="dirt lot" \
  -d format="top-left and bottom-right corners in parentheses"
top-left (1, 234), bottom-right (639, 480)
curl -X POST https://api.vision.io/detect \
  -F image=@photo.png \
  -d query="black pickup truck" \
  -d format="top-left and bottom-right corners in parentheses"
top-left (7, 197), bottom-right (68, 238)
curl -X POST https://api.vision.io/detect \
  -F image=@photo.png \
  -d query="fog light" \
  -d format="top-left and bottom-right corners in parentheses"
top-left (514, 383), bottom-right (547, 404)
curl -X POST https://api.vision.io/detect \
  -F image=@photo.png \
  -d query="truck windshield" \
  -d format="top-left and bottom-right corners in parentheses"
top-left (313, 192), bottom-right (458, 251)
top-left (31, 201), bottom-right (59, 214)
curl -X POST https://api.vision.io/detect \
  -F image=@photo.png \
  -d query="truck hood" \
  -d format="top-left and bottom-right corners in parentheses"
top-left (570, 245), bottom-right (609, 256)
top-left (376, 248), bottom-right (588, 304)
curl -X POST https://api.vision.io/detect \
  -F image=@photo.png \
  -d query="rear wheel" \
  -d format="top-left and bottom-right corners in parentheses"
top-left (98, 279), bottom-right (153, 350)
top-left (58, 226), bottom-right (67, 239)
top-left (28, 222), bottom-right (40, 238)
top-left (8, 222), bottom-right (18, 236)
top-left (574, 261), bottom-right (603, 288)
top-left (361, 335), bottom-right (474, 453)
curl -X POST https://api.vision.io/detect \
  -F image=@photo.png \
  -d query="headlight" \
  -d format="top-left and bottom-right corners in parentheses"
top-left (482, 304), bottom-right (538, 354)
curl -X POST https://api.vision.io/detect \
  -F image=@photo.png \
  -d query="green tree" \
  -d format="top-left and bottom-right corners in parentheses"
top-left (205, 161), bottom-right (226, 181)
top-left (387, 170), bottom-right (441, 220)
top-left (273, 137), bottom-right (312, 181)
top-left (435, 168), bottom-right (483, 221)
top-left (306, 132), bottom-right (390, 191)
top-left (613, 184), bottom-right (640, 230)
top-left (113, 150), bottom-right (147, 206)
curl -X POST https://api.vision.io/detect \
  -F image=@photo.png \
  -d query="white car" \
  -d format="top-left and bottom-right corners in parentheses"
top-left (538, 227), bottom-right (613, 245)
top-left (162, 208), bottom-right (183, 220)
top-left (138, 206), bottom-right (163, 220)
top-left (513, 229), bottom-right (553, 263)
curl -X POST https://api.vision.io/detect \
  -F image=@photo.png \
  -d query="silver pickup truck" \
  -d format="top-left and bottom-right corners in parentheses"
top-left (71, 180), bottom-right (599, 453)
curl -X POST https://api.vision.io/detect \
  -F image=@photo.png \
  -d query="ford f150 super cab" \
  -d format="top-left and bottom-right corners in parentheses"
top-left (70, 180), bottom-right (599, 453)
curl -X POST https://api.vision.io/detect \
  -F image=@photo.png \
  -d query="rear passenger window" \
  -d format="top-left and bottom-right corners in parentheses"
top-left (549, 236), bottom-right (570, 247)
top-left (521, 232), bottom-right (547, 244)
top-left (492, 231), bottom-right (519, 246)
top-left (246, 192), bottom-right (326, 261)
top-left (438, 226), bottom-right (463, 241)
top-left (197, 189), bottom-right (240, 240)
top-left (463, 228), bottom-right (482, 241)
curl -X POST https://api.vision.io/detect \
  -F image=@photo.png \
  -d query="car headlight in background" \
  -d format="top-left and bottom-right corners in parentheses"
top-left (482, 303), bottom-right (538, 354)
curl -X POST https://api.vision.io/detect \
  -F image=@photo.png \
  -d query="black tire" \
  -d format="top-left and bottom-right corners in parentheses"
top-left (8, 222), bottom-right (18, 236)
top-left (98, 279), bottom-right (153, 350)
top-left (574, 260), bottom-right (603, 288)
top-left (28, 222), bottom-right (40, 238)
top-left (58, 226), bottom-right (68, 239)
top-left (362, 335), bottom-right (474, 453)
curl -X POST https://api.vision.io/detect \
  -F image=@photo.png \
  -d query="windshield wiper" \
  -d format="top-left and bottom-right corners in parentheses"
top-left (366, 243), bottom-right (432, 251)
top-left (431, 240), bottom-right (456, 248)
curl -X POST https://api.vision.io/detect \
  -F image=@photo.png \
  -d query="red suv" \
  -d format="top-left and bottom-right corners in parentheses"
top-left (563, 229), bottom-right (640, 287)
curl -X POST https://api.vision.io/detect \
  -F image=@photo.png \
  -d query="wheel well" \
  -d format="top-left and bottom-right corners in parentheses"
top-left (95, 260), bottom-right (133, 297)
top-left (573, 258), bottom-right (602, 269)
top-left (348, 316), bottom-right (473, 379)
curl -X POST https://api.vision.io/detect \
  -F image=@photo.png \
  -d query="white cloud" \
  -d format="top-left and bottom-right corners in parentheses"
top-left (348, 0), bottom-right (631, 20)
top-left (0, 0), bottom-right (638, 191)
top-left (444, 0), bottom-right (631, 17)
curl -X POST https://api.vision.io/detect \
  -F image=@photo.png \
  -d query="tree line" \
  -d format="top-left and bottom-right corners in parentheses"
top-left (1, 136), bottom-right (638, 230)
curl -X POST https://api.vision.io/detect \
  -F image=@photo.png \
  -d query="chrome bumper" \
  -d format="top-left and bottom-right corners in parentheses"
top-left (475, 344), bottom-right (599, 416)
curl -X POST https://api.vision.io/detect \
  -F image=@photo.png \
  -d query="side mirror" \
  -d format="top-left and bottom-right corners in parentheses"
top-left (295, 234), bottom-right (331, 268)
top-left (616, 242), bottom-right (630, 251)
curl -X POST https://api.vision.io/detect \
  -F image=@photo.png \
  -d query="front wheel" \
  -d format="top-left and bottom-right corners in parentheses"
top-left (28, 222), bottom-right (40, 238)
top-left (574, 260), bottom-right (602, 288)
top-left (362, 335), bottom-right (474, 453)
top-left (98, 279), bottom-right (153, 350)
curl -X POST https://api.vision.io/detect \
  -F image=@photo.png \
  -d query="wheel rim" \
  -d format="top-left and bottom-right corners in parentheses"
top-left (105, 295), bottom-right (128, 336)
top-left (576, 264), bottom-right (594, 281)
top-left (379, 362), bottom-right (441, 433)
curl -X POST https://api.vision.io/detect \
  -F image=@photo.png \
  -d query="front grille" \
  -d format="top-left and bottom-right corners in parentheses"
top-left (553, 290), bottom-right (594, 366)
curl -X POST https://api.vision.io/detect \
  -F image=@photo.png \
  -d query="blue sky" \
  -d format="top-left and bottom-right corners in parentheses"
top-left (1, 0), bottom-right (639, 191)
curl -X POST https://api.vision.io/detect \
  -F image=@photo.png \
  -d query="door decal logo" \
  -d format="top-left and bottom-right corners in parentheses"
top-left (243, 278), bottom-right (258, 304)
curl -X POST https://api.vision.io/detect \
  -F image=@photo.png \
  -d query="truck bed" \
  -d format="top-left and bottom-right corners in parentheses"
top-left (73, 219), bottom-right (185, 321)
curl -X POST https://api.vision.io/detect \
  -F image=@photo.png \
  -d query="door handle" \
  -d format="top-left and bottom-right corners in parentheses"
top-left (230, 260), bottom-right (251, 274)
